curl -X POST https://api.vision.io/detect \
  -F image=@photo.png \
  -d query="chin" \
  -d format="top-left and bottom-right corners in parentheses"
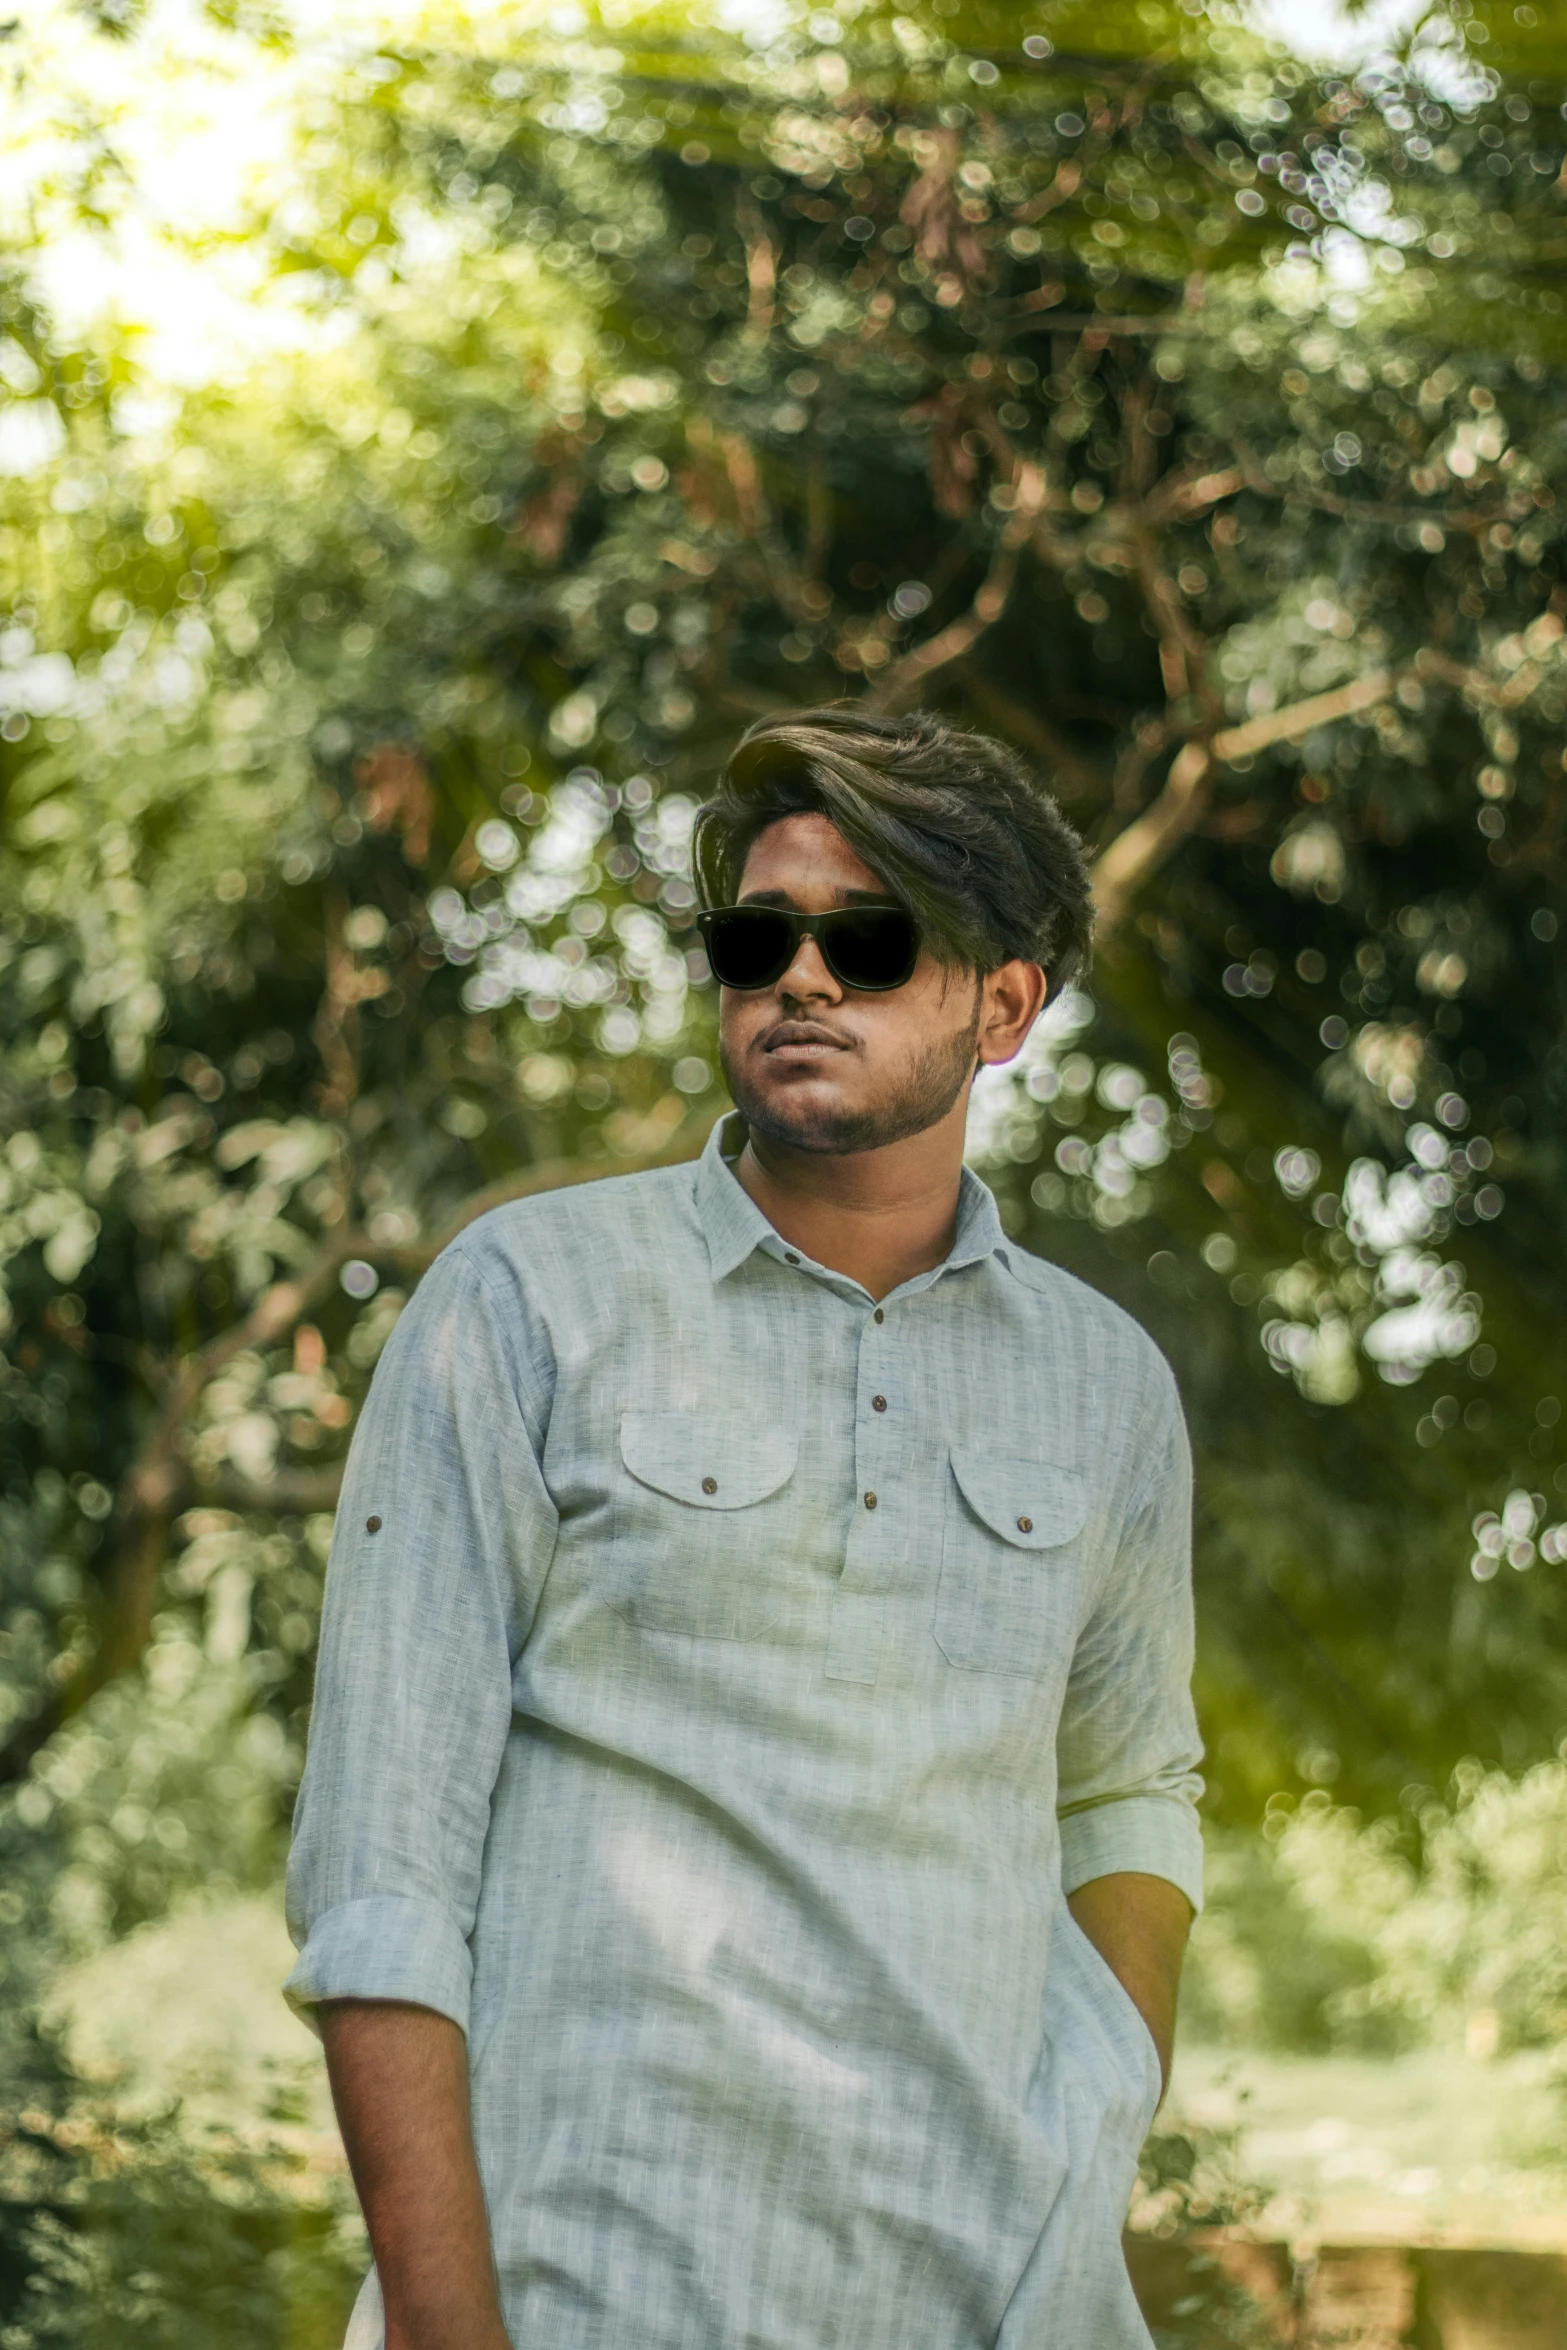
top-left (735, 1076), bottom-right (927, 1158)
top-left (753, 1112), bottom-right (876, 1156)
top-left (743, 1078), bottom-right (864, 1152)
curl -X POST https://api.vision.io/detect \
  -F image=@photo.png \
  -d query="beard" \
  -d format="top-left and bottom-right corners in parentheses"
top-left (720, 1006), bottom-right (981, 1157)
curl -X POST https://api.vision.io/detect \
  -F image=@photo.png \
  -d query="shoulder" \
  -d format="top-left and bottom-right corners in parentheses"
top-left (390, 1159), bottom-right (698, 1413)
top-left (999, 1242), bottom-right (1181, 1423)
top-left (435, 1156), bottom-right (699, 1296)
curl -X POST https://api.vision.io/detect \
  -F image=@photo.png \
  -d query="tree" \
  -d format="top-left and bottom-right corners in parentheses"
top-left (4, 2), bottom-right (1567, 1986)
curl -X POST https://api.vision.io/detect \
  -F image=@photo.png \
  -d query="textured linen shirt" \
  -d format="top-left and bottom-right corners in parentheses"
top-left (286, 1115), bottom-right (1203, 2350)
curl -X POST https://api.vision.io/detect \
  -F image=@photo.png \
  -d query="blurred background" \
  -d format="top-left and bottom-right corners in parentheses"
top-left (2, 0), bottom-right (1567, 2341)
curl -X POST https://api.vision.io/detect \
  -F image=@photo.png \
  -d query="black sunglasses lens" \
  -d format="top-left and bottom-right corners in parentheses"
top-left (702, 909), bottom-right (794, 989)
top-left (823, 909), bottom-right (919, 991)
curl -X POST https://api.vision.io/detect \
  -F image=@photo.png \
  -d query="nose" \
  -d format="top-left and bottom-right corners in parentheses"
top-left (777, 927), bottom-right (842, 1007)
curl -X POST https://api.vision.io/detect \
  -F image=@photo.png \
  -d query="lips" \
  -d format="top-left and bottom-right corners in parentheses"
top-left (758, 1020), bottom-right (855, 1060)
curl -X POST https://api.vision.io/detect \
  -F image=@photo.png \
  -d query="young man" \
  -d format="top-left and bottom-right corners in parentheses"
top-left (286, 706), bottom-right (1203, 2350)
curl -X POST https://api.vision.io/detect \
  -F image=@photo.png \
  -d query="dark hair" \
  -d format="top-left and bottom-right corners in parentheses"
top-left (692, 705), bottom-right (1094, 983)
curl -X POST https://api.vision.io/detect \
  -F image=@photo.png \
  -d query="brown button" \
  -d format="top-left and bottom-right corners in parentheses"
top-left (864, 1491), bottom-right (877, 1510)
top-left (1017, 1516), bottom-right (1033, 1534)
top-left (701, 1476), bottom-right (718, 1495)
top-left (872, 1395), bottom-right (887, 1412)
top-left (366, 1515), bottom-right (383, 1533)
top-left (785, 1250), bottom-right (800, 1265)
top-left (873, 1308), bottom-right (885, 1324)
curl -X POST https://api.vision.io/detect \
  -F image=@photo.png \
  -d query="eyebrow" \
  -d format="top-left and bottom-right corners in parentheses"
top-left (736, 887), bottom-right (900, 908)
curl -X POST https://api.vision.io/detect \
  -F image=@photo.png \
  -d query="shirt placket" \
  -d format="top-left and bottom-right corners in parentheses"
top-left (826, 1299), bottom-right (906, 1686)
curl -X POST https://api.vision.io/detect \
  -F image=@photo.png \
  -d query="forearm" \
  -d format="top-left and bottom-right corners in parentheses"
top-left (1066, 1870), bottom-right (1192, 2098)
top-left (320, 1999), bottom-right (511, 2350)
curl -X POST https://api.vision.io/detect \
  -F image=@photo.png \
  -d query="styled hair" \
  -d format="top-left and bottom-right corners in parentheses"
top-left (692, 705), bottom-right (1094, 983)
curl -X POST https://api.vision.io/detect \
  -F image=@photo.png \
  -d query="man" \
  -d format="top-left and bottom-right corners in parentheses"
top-left (286, 705), bottom-right (1203, 2350)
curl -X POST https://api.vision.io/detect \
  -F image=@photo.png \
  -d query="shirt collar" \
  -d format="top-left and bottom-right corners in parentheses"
top-left (696, 1114), bottom-right (777, 1282)
top-left (695, 1112), bottom-right (1010, 1290)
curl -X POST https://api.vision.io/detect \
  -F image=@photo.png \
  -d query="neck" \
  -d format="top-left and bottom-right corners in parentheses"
top-left (732, 1094), bottom-right (970, 1302)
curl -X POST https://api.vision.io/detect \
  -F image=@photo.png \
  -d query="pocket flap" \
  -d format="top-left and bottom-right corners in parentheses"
top-left (948, 1446), bottom-right (1089, 1549)
top-left (619, 1413), bottom-right (798, 1510)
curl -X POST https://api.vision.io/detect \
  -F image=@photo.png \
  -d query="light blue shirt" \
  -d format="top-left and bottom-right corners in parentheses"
top-left (286, 1115), bottom-right (1203, 2350)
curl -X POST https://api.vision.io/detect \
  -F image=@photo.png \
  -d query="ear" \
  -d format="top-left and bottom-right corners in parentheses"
top-left (976, 960), bottom-right (1047, 1068)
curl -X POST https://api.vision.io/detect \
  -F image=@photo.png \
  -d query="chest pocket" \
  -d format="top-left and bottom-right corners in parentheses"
top-left (934, 1445), bottom-right (1089, 1677)
top-left (612, 1411), bottom-right (801, 1640)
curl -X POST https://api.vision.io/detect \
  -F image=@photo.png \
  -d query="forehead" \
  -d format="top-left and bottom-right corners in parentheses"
top-left (738, 811), bottom-right (886, 900)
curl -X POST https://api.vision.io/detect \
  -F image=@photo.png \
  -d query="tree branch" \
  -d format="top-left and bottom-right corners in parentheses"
top-left (1413, 644), bottom-right (1544, 710)
top-left (1005, 313), bottom-right (1204, 336)
top-left (1090, 739), bottom-right (1213, 930)
top-left (1014, 157), bottom-right (1082, 223)
top-left (1230, 436), bottom-right (1509, 532)
top-left (1091, 670), bottom-right (1396, 927)
top-left (1109, 713), bottom-right (1178, 820)
top-left (736, 187), bottom-right (777, 337)
top-left (1144, 465), bottom-right (1246, 525)
top-left (1131, 532), bottom-right (1216, 718)
top-left (871, 463), bottom-right (1046, 713)
top-left (202, 1466), bottom-right (348, 1514)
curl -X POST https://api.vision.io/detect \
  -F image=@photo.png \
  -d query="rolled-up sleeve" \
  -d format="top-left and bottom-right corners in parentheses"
top-left (284, 1239), bottom-right (558, 2034)
top-left (1055, 1362), bottom-right (1204, 1915)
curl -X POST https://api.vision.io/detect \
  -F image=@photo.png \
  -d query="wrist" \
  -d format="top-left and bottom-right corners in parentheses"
top-left (382, 2271), bottom-right (510, 2350)
top-left (384, 2312), bottom-right (511, 2350)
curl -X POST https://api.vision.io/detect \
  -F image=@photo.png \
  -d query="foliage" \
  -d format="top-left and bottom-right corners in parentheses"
top-left (1133, 2115), bottom-right (1281, 2350)
top-left (3, 2), bottom-right (1567, 2320)
top-left (0, 2111), bottom-right (360, 2349)
top-left (1185, 1751), bottom-right (1567, 2060)
top-left (26, 1628), bottom-right (299, 1953)
top-left (5, 0), bottom-right (1567, 1835)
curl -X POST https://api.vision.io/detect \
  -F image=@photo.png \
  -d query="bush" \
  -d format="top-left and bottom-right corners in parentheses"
top-left (1186, 1753), bottom-right (1567, 2059)
top-left (0, 2114), bottom-right (362, 2350)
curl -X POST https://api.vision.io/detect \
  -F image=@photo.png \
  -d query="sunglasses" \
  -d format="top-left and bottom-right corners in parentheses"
top-left (696, 902), bottom-right (921, 994)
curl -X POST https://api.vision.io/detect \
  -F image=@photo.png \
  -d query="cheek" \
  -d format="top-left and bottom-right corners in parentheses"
top-left (718, 993), bottom-right (766, 1052)
top-left (899, 980), bottom-right (969, 1044)
top-left (859, 1007), bottom-right (952, 1072)
top-left (925, 963), bottom-right (979, 1019)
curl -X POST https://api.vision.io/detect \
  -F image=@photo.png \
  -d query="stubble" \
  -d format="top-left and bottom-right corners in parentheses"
top-left (720, 1004), bottom-right (982, 1156)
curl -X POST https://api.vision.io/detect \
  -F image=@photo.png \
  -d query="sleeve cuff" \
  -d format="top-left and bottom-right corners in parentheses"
top-left (1058, 1795), bottom-right (1205, 1915)
top-left (283, 1894), bottom-right (474, 2037)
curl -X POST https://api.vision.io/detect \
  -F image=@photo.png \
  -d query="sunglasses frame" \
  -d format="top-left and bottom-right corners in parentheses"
top-left (696, 902), bottom-right (921, 994)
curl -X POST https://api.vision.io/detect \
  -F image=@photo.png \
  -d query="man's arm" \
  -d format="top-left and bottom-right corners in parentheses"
top-left (1055, 1369), bottom-right (1204, 2100)
top-left (284, 1246), bottom-right (558, 2335)
top-left (1066, 1871), bottom-right (1192, 2098)
top-left (321, 2001), bottom-right (510, 2350)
